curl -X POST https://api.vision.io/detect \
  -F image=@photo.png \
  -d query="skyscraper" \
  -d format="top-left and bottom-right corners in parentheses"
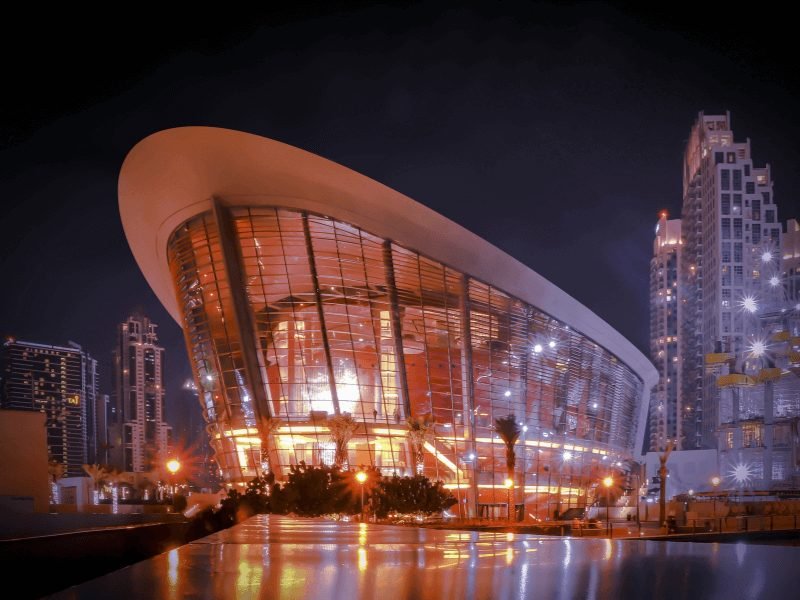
top-left (679, 111), bottom-right (782, 449)
top-left (782, 219), bottom-right (800, 303)
top-left (109, 315), bottom-right (171, 472)
top-left (649, 213), bottom-right (681, 452)
top-left (1, 339), bottom-right (98, 476)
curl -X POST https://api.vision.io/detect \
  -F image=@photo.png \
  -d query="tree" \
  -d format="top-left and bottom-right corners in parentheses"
top-left (83, 464), bottom-right (108, 504)
top-left (372, 474), bottom-right (457, 518)
top-left (494, 414), bottom-right (521, 482)
top-left (241, 475), bottom-right (272, 514)
top-left (327, 414), bottom-right (359, 469)
top-left (259, 415), bottom-right (281, 476)
top-left (47, 460), bottom-right (65, 504)
top-left (406, 414), bottom-right (435, 475)
top-left (282, 462), bottom-right (355, 516)
top-left (105, 468), bottom-right (134, 513)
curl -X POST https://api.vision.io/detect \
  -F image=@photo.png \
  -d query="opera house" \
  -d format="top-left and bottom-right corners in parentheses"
top-left (119, 127), bottom-right (657, 519)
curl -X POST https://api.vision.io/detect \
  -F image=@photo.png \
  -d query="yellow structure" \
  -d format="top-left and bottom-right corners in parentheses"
top-left (0, 410), bottom-right (49, 512)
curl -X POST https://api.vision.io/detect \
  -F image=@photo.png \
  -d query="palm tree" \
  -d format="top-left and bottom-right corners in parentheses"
top-left (259, 415), bottom-right (281, 476)
top-left (83, 464), bottom-right (108, 504)
top-left (494, 415), bottom-right (521, 483)
top-left (328, 414), bottom-right (359, 469)
top-left (406, 414), bottom-right (435, 475)
top-left (105, 468), bottom-right (134, 514)
top-left (47, 460), bottom-right (65, 504)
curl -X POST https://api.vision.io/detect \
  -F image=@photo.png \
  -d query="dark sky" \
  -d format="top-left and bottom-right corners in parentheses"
top-left (1, 3), bottom-right (799, 434)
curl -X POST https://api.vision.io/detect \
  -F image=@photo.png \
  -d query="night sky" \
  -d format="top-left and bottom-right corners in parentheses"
top-left (2, 3), bottom-right (798, 436)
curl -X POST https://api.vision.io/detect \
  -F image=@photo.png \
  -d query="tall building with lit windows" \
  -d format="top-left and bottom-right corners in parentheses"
top-left (649, 213), bottom-right (681, 452)
top-left (679, 112), bottom-right (783, 450)
top-left (118, 127), bottom-right (657, 520)
top-left (109, 315), bottom-right (171, 472)
top-left (1, 339), bottom-right (98, 476)
top-left (783, 219), bottom-right (800, 303)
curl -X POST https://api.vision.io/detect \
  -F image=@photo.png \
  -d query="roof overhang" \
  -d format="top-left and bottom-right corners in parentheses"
top-left (119, 126), bottom-right (658, 453)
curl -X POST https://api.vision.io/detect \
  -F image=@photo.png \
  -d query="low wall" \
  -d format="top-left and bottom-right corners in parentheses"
top-left (0, 521), bottom-right (191, 597)
top-left (0, 511), bottom-right (184, 540)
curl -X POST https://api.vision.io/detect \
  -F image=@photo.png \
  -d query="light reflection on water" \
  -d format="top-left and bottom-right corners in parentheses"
top-left (56, 515), bottom-right (800, 600)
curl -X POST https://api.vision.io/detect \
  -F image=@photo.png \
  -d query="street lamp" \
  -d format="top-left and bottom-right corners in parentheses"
top-left (356, 471), bottom-right (367, 520)
top-left (504, 478), bottom-right (514, 522)
top-left (711, 476), bottom-right (721, 517)
top-left (603, 476), bottom-right (613, 534)
top-left (166, 458), bottom-right (181, 499)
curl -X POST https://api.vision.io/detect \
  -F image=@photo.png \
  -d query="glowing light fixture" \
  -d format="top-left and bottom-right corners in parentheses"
top-left (729, 462), bottom-right (755, 485)
top-left (748, 339), bottom-right (767, 358)
top-left (761, 250), bottom-right (773, 263)
top-left (739, 295), bottom-right (758, 314)
top-left (533, 344), bottom-right (543, 353)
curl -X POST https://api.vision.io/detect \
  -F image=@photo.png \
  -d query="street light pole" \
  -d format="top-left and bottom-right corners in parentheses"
top-left (711, 476), bottom-right (721, 519)
top-left (504, 478), bottom-right (514, 522)
top-left (166, 458), bottom-right (181, 500)
top-left (658, 441), bottom-right (674, 528)
top-left (356, 471), bottom-right (367, 521)
top-left (603, 476), bottom-right (613, 537)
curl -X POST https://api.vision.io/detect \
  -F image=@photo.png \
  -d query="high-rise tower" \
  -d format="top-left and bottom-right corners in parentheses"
top-left (679, 112), bottom-right (781, 449)
top-left (109, 315), bottom-right (171, 472)
top-left (1, 339), bottom-right (98, 476)
top-left (649, 213), bottom-right (681, 452)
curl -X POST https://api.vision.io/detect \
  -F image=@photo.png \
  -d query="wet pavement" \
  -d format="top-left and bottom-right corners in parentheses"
top-left (51, 514), bottom-right (798, 599)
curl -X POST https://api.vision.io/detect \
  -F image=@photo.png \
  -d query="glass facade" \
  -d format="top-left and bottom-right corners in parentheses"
top-left (168, 205), bottom-right (644, 518)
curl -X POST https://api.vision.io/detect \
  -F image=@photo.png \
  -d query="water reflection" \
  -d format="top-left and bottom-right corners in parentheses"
top-left (55, 515), bottom-right (800, 600)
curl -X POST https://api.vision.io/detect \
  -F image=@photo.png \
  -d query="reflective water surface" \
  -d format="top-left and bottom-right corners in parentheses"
top-left (52, 515), bottom-right (798, 599)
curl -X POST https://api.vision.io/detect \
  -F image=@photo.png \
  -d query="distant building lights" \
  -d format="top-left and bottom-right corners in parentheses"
top-left (769, 276), bottom-right (780, 287)
top-left (548, 340), bottom-right (556, 349)
top-left (563, 451), bottom-right (572, 461)
top-left (533, 344), bottom-right (543, 353)
top-left (761, 251), bottom-right (773, 263)
top-left (504, 390), bottom-right (511, 397)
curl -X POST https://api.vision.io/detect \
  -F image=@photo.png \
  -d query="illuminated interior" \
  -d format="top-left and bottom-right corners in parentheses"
top-left (167, 206), bottom-right (644, 517)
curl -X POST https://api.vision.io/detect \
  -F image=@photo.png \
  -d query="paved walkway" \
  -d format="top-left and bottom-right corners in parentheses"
top-left (51, 514), bottom-right (799, 599)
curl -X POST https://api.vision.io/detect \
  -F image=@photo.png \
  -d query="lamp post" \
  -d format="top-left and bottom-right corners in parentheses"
top-left (166, 458), bottom-right (181, 499)
top-left (504, 478), bottom-right (514, 522)
top-left (603, 476), bottom-right (613, 536)
top-left (356, 471), bottom-right (367, 521)
top-left (711, 476), bottom-right (721, 519)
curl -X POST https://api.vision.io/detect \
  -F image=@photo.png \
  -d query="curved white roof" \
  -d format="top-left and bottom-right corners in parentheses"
top-left (119, 127), bottom-right (657, 404)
